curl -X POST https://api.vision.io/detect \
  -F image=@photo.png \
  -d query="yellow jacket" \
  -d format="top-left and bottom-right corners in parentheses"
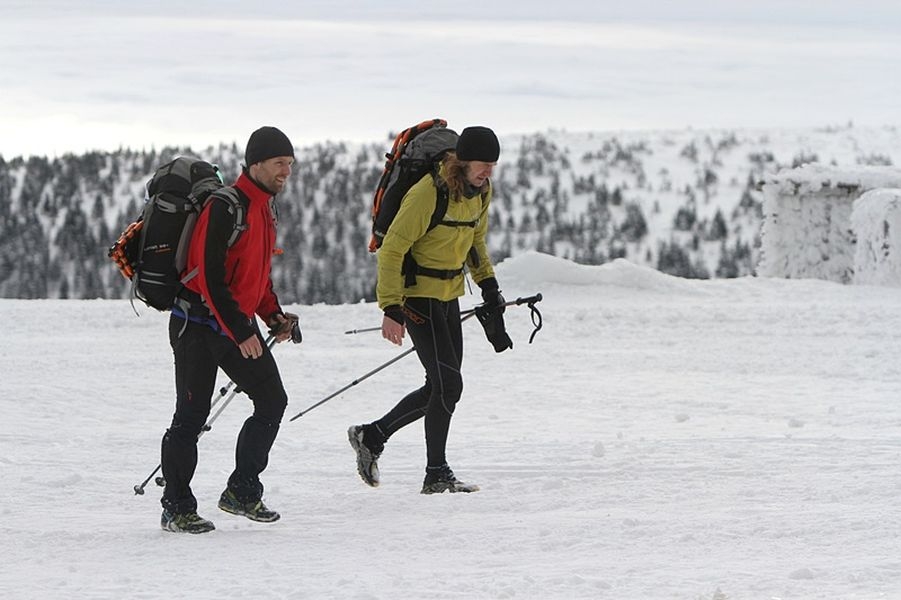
top-left (377, 172), bottom-right (496, 309)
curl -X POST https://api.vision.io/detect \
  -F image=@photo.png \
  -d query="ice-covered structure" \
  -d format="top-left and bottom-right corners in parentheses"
top-left (851, 188), bottom-right (901, 286)
top-left (759, 165), bottom-right (901, 286)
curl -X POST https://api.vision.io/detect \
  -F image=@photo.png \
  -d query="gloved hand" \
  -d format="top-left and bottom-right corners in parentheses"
top-left (479, 277), bottom-right (506, 314)
top-left (268, 312), bottom-right (301, 343)
top-left (475, 303), bottom-right (513, 353)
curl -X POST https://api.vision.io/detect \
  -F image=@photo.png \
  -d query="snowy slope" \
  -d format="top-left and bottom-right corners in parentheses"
top-left (2, 252), bottom-right (901, 599)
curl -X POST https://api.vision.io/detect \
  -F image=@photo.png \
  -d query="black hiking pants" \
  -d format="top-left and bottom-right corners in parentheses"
top-left (374, 297), bottom-right (464, 469)
top-left (161, 315), bottom-right (288, 514)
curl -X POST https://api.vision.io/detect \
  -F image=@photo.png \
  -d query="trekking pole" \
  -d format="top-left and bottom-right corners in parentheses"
top-left (132, 335), bottom-right (276, 495)
top-left (133, 465), bottom-right (164, 496)
top-left (288, 346), bottom-right (416, 421)
top-left (475, 292), bottom-right (543, 343)
top-left (344, 293), bottom-right (544, 335)
top-left (290, 293), bottom-right (543, 420)
top-left (292, 312), bottom-right (480, 421)
top-left (461, 293), bottom-right (543, 319)
top-left (344, 326), bottom-right (381, 335)
top-left (132, 378), bottom-right (243, 496)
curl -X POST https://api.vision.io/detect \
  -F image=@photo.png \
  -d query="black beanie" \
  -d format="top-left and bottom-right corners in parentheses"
top-left (456, 126), bottom-right (500, 162)
top-left (245, 126), bottom-right (295, 166)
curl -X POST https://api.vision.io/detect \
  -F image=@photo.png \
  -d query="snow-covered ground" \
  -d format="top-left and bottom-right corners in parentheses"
top-left (3, 252), bottom-right (900, 599)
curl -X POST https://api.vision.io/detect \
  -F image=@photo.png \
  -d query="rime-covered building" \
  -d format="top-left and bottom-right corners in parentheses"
top-left (759, 165), bottom-right (901, 286)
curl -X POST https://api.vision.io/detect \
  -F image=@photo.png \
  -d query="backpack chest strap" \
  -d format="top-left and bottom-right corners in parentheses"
top-left (436, 218), bottom-right (479, 228)
top-left (402, 252), bottom-right (464, 288)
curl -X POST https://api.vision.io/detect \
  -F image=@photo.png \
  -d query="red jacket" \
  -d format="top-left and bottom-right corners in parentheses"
top-left (183, 171), bottom-right (282, 343)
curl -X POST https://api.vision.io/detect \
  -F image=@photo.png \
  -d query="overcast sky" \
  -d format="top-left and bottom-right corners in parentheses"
top-left (1, 0), bottom-right (899, 157)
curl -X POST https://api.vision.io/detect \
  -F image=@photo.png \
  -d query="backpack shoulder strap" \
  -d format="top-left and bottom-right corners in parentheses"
top-left (427, 171), bottom-right (451, 232)
top-left (208, 186), bottom-right (247, 247)
top-left (179, 187), bottom-right (246, 289)
top-left (429, 173), bottom-right (485, 230)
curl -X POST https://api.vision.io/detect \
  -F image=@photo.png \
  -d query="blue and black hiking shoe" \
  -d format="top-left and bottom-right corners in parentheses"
top-left (160, 509), bottom-right (216, 534)
top-left (217, 489), bottom-right (280, 523)
top-left (421, 464), bottom-right (480, 495)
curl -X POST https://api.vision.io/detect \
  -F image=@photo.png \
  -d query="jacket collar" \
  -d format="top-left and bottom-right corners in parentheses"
top-left (235, 169), bottom-right (274, 202)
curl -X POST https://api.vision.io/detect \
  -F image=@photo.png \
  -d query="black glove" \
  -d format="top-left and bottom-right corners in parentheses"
top-left (479, 277), bottom-right (506, 314)
top-left (288, 316), bottom-right (302, 344)
top-left (268, 312), bottom-right (302, 344)
top-left (384, 305), bottom-right (405, 326)
top-left (475, 303), bottom-right (513, 353)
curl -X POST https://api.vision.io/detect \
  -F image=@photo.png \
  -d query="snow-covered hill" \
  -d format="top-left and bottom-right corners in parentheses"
top-left (1, 124), bottom-right (900, 302)
top-left (3, 252), bottom-right (901, 599)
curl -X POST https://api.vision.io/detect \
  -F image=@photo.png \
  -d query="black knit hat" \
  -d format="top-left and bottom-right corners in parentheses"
top-left (456, 126), bottom-right (500, 162)
top-left (245, 126), bottom-right (295, 166)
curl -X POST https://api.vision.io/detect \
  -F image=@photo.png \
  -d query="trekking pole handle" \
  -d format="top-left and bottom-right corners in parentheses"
top-left (460, 292), bottom-right (543, 317)
top-left (509, 292), bottom-right (542, 307)
top-left (460, 291), bottom-right (544, 343)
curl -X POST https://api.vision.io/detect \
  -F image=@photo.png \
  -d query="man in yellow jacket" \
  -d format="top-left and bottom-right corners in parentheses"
top-left (349, 126), bottom-right (510, 494)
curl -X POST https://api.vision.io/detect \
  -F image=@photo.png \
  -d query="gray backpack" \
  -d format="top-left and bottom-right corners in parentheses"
top-left (368, 119), bottom-right (460, 252)
top-left (108, 156), bottom-right (244, 310)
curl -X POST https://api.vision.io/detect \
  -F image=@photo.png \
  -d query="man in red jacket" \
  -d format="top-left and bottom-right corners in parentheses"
top-left (160, 126), bottom-right (298, 534)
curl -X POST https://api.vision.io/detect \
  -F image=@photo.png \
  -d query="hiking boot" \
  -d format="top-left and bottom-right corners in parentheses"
top-left (217, 489), bottom-right (280, 523)
top-left (421, 464), bottom-right (480, 495)
top-left (160, 509), bottom-right (216, 534)
top-left (348, 424), bottom-right (383, 487)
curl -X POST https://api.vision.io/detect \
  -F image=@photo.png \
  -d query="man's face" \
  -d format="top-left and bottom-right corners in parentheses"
top-left (464, 160), bottom-right (496, 188)
top-left (250, 156), bottom-right (294, 193)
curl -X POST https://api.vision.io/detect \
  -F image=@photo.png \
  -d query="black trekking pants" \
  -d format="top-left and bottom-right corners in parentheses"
top-left (161, 316), bottom-right (288, 514)
top-left (374, 297), bottom-right (464, 469)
